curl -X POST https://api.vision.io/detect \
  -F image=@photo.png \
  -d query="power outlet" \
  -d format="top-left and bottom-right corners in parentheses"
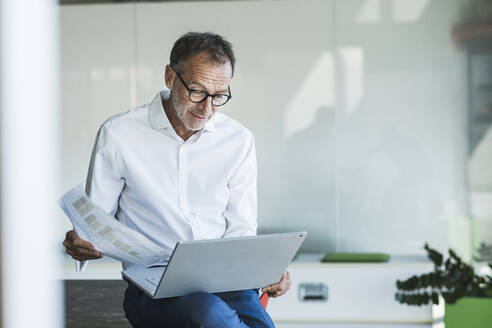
top-left (298, 282), bottom-right (328, 302)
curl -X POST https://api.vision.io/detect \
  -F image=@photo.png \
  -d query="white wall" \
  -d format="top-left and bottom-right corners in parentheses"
top-left (59, 0), bottom-right (470, 259)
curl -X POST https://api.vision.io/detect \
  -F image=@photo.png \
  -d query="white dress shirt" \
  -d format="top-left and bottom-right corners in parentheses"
top-left (83, 89), bottom-right (257, 268)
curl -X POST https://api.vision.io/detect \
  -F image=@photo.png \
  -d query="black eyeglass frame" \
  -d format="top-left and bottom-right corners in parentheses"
top-left (171, 67), bottom-right (232, 107)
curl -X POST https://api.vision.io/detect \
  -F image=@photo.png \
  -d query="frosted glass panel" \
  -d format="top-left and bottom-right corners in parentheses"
top-left (60, 0), bottom-right (470, 258)
top-left (334, 0), bottom-right (467, 253)
top-left (60, 3), bottom-right (138, 238)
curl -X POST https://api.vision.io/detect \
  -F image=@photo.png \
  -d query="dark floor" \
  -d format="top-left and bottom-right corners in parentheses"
top-left (65, 280), bottom-right (132, 328)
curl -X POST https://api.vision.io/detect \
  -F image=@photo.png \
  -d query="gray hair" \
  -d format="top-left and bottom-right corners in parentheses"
top-left (170, 32), bottom-right (236, 76)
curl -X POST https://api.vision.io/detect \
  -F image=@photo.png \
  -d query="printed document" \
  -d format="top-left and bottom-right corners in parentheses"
top-left (59, 184), bottom-right (167, 267)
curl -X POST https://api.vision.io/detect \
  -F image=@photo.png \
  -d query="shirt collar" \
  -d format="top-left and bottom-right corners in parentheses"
top-left (149, 89), bottom-right (216, 133)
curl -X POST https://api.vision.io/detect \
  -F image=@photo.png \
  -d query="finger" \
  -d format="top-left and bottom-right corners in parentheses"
top-left (281, 274), bottom-right (291, 289)
top-left (266, 286), bottom-right (281, 295)
top-left (263, 284), bottom-right (280, 293)
top-left (68, 245), bottom-right (102, 258)
top-left (67, 250), bottom-right (101, 261)
top-left (63, 239), bottom-right (98, 257)
top-left (63, 232), bottom-right (77, 248)
top-left (66, 230), bottom-right (97, 250)
top-left (66, 230), bottom-right (78, 242)
top-left (63, 240), bottom-right (100, 260)
top-left (72, 238), bottom-right (96, 250)
top-left (271, 283), bottom-right (290, 298)
top-left (282, 276), bottom-right (291, 286)
top-left (66, 248), bottom-right (85, 261)
top-left (273, 287), bottom-right (287, 298)
top-left (76, 246), bottom-right (103, 258)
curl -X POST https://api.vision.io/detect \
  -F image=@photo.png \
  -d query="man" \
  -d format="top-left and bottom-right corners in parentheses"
top-left (62, 32), bottom-right (290, 327)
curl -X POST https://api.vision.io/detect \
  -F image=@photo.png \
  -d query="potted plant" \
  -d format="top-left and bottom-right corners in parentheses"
top-left (395, 243), bottom-right (492, 328)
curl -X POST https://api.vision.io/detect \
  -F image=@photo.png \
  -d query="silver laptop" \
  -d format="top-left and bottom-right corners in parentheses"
top-left (122, 231), bottom-right (306, 299)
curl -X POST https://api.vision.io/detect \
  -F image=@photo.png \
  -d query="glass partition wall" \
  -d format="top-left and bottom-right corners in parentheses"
top-left (59, 0), bottom-right (486, 272)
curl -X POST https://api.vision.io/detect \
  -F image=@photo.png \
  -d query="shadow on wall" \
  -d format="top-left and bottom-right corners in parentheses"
top-left (278, 101), bottom-right (443, 253)
top-left (282, 106), bottom-right (337, 253)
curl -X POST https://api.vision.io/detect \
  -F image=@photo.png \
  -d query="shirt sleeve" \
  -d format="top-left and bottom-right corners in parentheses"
top-left (85, 124), bottom-right (125, 215)
top-left (77, 124), bottom-right (125, 271)
top-left (222, 133), bottom-right (258, 238)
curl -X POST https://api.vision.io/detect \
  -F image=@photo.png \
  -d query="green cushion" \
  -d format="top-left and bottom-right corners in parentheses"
top-left (321, 253), bottom-right (390, 263)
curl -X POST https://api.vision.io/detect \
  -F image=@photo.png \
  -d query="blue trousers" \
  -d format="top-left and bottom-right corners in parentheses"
top-left (123, 282), bottom-right (275, 328)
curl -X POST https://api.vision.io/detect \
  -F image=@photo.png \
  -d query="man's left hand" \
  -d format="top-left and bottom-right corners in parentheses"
top-left (261, 271), bottom-right (291, 298)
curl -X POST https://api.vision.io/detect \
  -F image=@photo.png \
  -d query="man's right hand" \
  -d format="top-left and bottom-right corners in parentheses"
top-left (63, 230), bottom-right (103, 261)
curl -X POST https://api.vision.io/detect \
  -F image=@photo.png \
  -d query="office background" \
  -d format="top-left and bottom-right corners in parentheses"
top-left (1, 0), bottom-right (491, 327)
top-left (59, 0), bottom-right (491, 258)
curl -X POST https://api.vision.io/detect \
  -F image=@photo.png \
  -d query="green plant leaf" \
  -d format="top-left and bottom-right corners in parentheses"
top-left (424, 243), bottom-right (443, 267)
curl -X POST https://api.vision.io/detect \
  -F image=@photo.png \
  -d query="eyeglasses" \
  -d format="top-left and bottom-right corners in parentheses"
top-left (171, 67), bottom-right (232, 107)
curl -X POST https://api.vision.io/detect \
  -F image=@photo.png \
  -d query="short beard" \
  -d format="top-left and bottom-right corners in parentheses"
top-left (171, 95), bottom-right (202, 131)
